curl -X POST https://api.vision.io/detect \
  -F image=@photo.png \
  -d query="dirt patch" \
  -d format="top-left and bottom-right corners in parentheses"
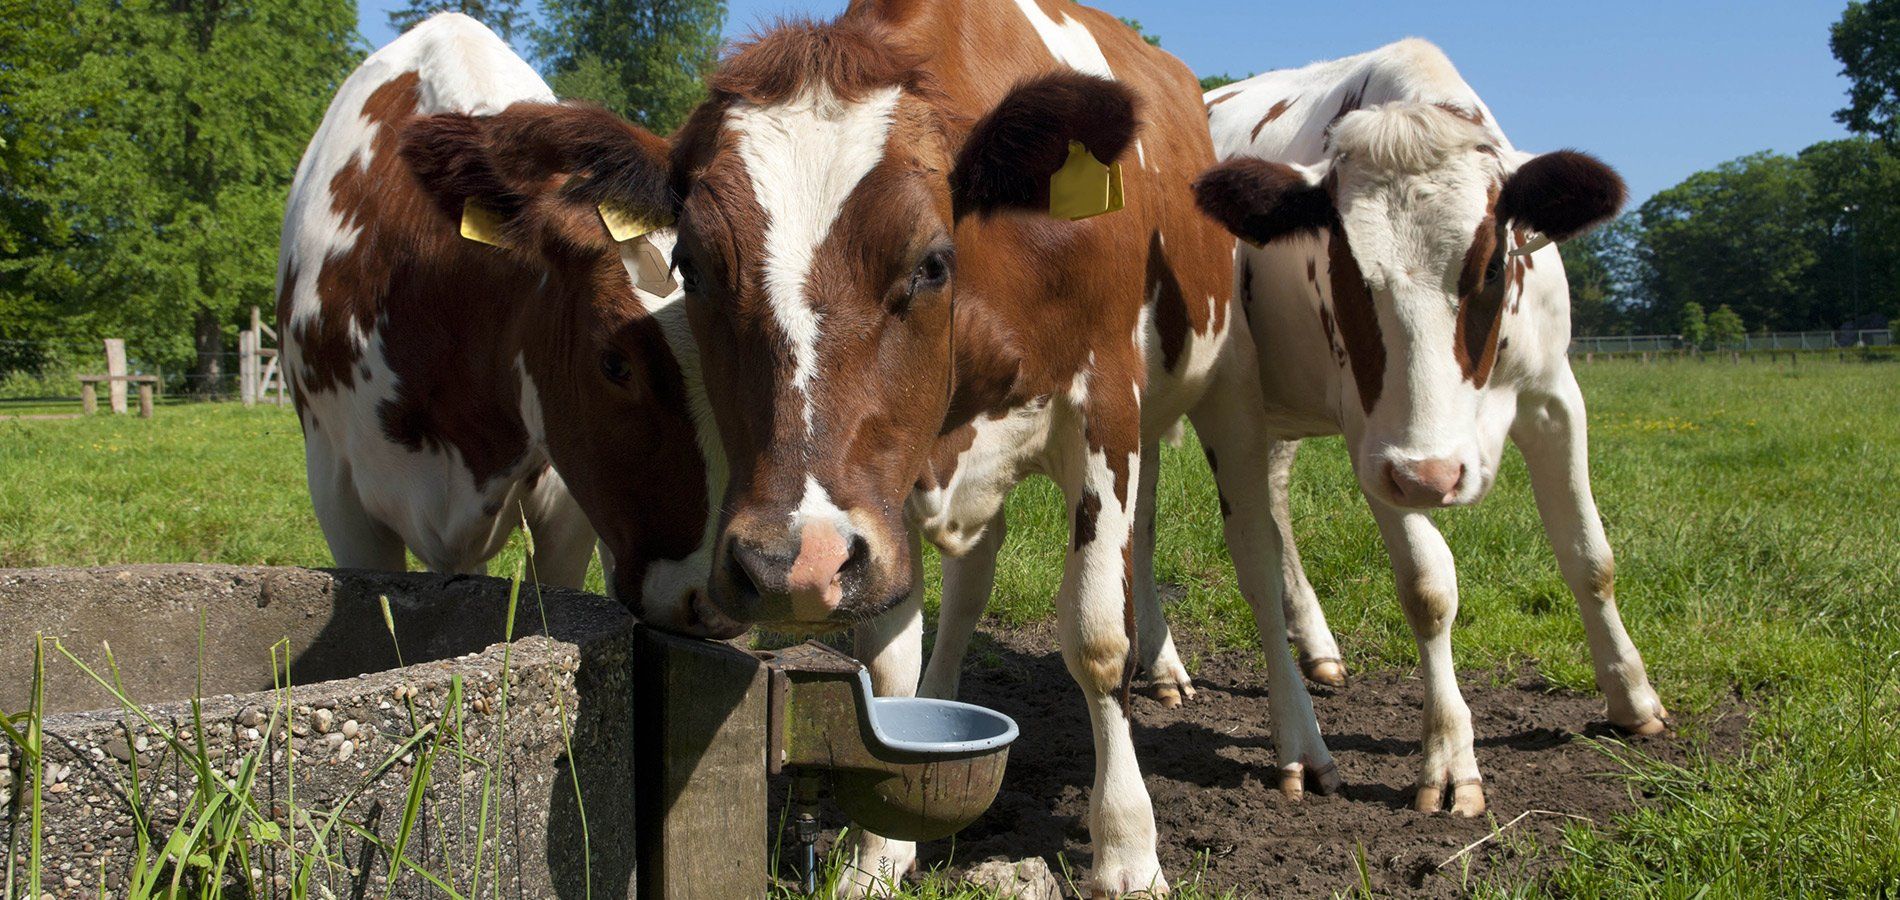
top-left (777, 624), bottom-right (1744, 897)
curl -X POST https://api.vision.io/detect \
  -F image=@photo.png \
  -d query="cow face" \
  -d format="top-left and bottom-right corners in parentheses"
top-left (400, 104), bottom-right (741, 638)
top-left (666, 31), bottom-right (1137, 632)
top-left (1194, 103), bottom-right (1623, 510)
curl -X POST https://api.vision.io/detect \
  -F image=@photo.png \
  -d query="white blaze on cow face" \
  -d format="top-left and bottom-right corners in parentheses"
top-left (1326, 104), bottom-right (1510, 509)
top-left (727, 85), bottom-right (903, 436)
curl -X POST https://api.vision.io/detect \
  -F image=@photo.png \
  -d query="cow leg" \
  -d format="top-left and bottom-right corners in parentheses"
top-left (839, 531), bottom-right (926, 898)
top-left (1514, 373), bottom-right (1667, 734)
top-left (1367, 502), bottom-right (1484, 815)
top-left (1188, 382), bottom-right (1339, 801)
top-left (305, 438), bottom-right (406, 571)
top-left (520, 468), bottom-right (597, 590)
top-left (919, 509), bottom-right (1006, 701)
top-left (1132, 439), bottom-right (1194, 707)
top-left (1267, 439), bottom-right (1346, 686)
top-left (1052, 433), bottom-right (1167, 897)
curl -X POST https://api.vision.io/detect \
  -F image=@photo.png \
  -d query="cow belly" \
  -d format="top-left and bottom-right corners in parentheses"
top-left (299, 370), bottom-right (539, 575)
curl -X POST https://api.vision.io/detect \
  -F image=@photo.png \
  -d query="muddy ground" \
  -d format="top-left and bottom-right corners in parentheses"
top-left (774, 624), bottom-right (1745, 897)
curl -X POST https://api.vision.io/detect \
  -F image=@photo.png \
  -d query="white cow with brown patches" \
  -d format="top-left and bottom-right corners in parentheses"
top-left (1191, 38), bottom-right (1667, 815)
top-left (280, 15), bottom-right (735, 636)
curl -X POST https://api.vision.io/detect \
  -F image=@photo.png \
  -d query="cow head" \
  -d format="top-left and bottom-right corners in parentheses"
top-left (1194, 103), bottom-right (1624, 509)
top-left (426, 22), bottom-right (1129, 632)
top-left (678, 25), bottom-right (1134, 631)
top-left (400, 104), bottom-right (741, 638)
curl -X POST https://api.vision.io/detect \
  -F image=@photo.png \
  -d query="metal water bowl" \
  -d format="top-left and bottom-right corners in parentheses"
top-left (763, 643), bottom-right (1019, 842)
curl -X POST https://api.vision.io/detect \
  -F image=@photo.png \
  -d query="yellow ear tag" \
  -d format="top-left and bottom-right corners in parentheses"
top-left (1049, 141), bottom-right (1126, 221)
top-left (599, 202), bottom-right (666, 243)
top-left (459, 199), bottom-right (510, 248)
top-left (623, 237), bottom-right (679, 297)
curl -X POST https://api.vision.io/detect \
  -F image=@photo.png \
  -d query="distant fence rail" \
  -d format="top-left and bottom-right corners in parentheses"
top-left (1570, 330), bottom-right (1893, 355)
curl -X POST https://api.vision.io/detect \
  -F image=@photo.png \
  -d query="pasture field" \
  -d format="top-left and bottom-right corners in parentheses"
top-left (2, 357), bottom-right (1897, 896)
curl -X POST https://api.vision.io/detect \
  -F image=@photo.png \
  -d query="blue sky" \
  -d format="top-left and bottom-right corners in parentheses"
top-left (357, 0), bottom-right (1855, 202)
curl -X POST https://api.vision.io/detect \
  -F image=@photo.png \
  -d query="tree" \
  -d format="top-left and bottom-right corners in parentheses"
top-left (1563, 213), bottom-right (1646, 335)
top-left (1200, 73), bottom-right (1243, 92)
top-left (2, 0), bottom-right (359, 385)
top-left (537, 0), bottom-right (724, 134)
top-left (1832, 0), bottom-right (1900, 144)
top-left (1679, 301), bottom-right (1708, 350)
top-left (1637, 153), bottom-right (1820, 332)
top-left (1708, 304), bottom-right (1745, 347)
top-left (387, 0), bottom-right (529, 43)
top-left (1799, 138), bottom-right (1900, 326)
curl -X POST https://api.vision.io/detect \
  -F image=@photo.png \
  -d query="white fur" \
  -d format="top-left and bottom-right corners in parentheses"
top-left (1202, 38), bottom-right (1664, 812)
top-left (727, 86), bottom-right (903, 436)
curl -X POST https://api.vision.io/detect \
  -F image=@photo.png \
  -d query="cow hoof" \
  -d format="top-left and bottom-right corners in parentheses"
top-left (1088, 859), bottom-right (1169, 898)
top-left (1414, 779), bottom-right (1486, 816)
top-left (1302, 657), bottom-right (1347, 687)
top-left (1144, 658), bottom-right (1196, 709)
top-left (1278, 759), bottom-right (1341, 800)
top-left (1617, 706), bottom-right (1671, 736)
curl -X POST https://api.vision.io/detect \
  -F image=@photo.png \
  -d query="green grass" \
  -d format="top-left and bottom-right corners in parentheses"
top-left (3, 357), bottom-right (1898, 896)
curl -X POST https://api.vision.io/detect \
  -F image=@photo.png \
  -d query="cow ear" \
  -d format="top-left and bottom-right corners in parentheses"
top-left (950, 72), bottom-right (1139, 220)
top-left (400, 101), bottom-right (676, 256)
top-left (1496, 150), bottom-right (1626, 243)
top-left (1191, 157), bottom-right (1336, 246)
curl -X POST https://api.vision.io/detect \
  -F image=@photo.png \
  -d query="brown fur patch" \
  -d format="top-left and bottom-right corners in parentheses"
top-left (1327, 227), bottom-right (1384, 414)
top-left (1251, 98), bottom-right (1296, 142)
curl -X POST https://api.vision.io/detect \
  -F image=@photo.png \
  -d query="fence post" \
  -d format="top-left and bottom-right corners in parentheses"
top-left (81, 382), bottom-right (97, 415)
top-left (104, 339), bottom-right (128, 414)
top-left (240, 328), bottom-right (257, 406)
top-left (137, 382), bottom-right (154, 419)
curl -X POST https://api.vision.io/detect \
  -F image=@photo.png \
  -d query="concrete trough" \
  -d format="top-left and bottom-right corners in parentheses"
top-left (0, 565), bottom-right (637, 899)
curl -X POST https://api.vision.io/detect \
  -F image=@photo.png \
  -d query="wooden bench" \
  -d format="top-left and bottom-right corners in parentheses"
top-left (77, 374), bottom-right (160, 418)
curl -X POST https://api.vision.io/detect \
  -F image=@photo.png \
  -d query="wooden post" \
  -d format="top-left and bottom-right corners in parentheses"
top-left (104, 339), bottom-right (128, 414)
top-left (81, 381), bottom-right (97, 415)
top-left (633, 627), bottom-right (768, 900)
top-left (137, 381), bottom-right (154, 419)
top-left (1585, 351), bottom-right (1594, 365)
top-left (239, 328), bottom-right (257, 406)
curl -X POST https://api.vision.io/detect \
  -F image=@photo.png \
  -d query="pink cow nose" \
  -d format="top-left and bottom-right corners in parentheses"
top-left (1384, 458), bottom-right (1466, 507)
top-left (786, 520), bottom-right (851, 619)
top-left (729, 520), bottom-right (863, 622)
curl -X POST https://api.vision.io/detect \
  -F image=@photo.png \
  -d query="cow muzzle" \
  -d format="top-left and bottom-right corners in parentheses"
top-left (714, 519), bottom-right (884, 630)
top-left (1377, 456), bottom-right (1470, 509)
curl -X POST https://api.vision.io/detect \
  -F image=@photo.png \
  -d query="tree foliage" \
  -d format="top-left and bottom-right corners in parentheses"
top-left (1832, 0), bottom-right (1900, 144)
top-left (1708, 304), bottom-right (1746, 346)
top-left (536, 0), bottom-right (724, 134)
top-left (387, 0), bottom-right (529, 44)
top-left (1, 0), bottom-right (359, 380)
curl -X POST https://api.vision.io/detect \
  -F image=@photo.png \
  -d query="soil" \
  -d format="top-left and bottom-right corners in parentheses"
top-left (775, 624), bottom-right (1746, 898)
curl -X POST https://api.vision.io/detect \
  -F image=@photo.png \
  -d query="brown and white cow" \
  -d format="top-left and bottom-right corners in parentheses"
top-left (278, 14), bottom-right (736, 637)
top-left (1191, 39), bottom-right (1668, 815)
top-left (396, 1), bottom-right (1340, 894)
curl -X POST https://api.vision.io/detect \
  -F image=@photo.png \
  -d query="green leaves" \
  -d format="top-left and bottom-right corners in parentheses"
top-left (1833, 0), bottom-right (1900, 145)
top-left (0, 0), bottom-right (359, 375)
top-left (534, 0), bottom-right (725, 134)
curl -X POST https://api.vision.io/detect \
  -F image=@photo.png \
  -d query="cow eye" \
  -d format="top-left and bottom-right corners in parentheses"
top-left (600, 349), bottom-right (633, 384)
top-left (913, 249), bottom-right (952, 292)
top-left (1486, 255), bottom-right (1506, 284)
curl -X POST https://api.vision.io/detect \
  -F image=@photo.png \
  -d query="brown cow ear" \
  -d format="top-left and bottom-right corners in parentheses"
top-left (400, 101), bottom-right (675, 256)
top-left (1191, 157), bottom-right (1336, 246)
top-left (1496, 150), bottom-right (1626, 243)
top-left (949, 72), bottom-right (1138, 220)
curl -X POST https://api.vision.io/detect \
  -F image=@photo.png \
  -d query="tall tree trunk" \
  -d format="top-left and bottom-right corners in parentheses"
top-left (194, 306), bottom-right (223, 396)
